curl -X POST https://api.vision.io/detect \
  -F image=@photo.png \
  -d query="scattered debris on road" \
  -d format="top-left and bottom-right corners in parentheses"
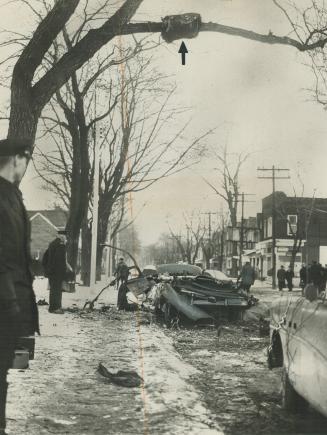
top-left (97, 363), bottom-right (143, 388)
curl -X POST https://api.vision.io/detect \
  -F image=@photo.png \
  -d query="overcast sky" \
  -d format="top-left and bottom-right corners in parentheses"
top-left (1, 0), bottom-right (326, 245)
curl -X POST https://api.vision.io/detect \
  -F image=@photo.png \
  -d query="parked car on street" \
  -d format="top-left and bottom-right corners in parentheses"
top-left (202, 269), bottom-right (235, 285)
top-left (268, 291), bottom-right (327, 417)
top-left (156, 263), bottom-right (202, 276)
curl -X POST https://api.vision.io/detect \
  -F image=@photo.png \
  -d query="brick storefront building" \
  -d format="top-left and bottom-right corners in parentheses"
top-left (246, 192), bottom-right (327, 279)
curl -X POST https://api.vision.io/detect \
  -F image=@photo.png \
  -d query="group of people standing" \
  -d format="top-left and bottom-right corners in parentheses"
top-left (299, 261), bottom-right (327, 293)
top-left (277, 265), bottom-right (294, 291)
top-left (277, 261), bottom-right (327, 292)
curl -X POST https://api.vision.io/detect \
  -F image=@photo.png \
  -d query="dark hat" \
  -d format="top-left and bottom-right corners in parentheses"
top-left (0, 138), bottom-right (33, 156)
top-left (57, 229), bottom-right (68, 235)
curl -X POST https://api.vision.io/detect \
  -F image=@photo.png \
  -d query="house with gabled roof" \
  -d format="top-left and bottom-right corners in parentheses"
top-left (28, 207), bottom-right (67, 261)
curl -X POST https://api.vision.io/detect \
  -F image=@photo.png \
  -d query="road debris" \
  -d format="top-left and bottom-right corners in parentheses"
top-left (97, 363), bottom-right (143, 388)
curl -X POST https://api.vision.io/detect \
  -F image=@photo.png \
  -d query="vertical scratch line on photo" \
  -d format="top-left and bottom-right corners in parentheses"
top-left (135, 307), bottom-right (150, 435)
top-left (117, 28), bottom-right (149, 435)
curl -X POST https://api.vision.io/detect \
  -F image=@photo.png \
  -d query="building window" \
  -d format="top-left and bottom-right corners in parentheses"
top-left (264, 217), bottom-right (272, 238)
top-left (287, 214), bottom-right (297, 236)
top-left (267, 217), bottom-right (272, 237)
top-left (232, 227), bottom-right (240, 241)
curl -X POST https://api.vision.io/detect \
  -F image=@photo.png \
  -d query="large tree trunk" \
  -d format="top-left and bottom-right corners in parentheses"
top-left (65, 77), bottom-right (90, 269)
top-left (95, 195), bottom-right (115, 280)
top-left (290, 236), bottom-right (302, 271)
top-left (81, 217), bottom-right (91, 286)
top-left (8, 69), bottom-right (40, 143)
top-left (4, 0), bottom-right (80, 146)
top-left (96, 244), bottom-right (105, 281)
top-left (8, 98), bottom-right (39, 141)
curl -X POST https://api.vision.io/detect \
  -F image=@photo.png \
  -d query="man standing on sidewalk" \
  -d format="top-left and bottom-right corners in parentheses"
top-left (308, 260), bottom-right (322, 287)
top-left (238, 261), bottom-right (255, 293)
top-left (0, 139), bottom-right (39, 435)
top-left (43, 230), bottom-right (69, 314)
top-left (299, 263), bottom-right (308, 293)
top-left (114, 258), bottom-right (130, 310)
top-left (114, 258), bottom-right (130, 286)
top-left (277, 265), bottom-right (286, 291)
top-left (285, 265), bottom-right (294, 292)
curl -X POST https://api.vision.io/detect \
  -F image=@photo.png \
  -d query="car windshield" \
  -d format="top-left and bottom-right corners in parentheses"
top-left (156, 263), bottom-right (202, 276)
top-left (142, 265), bottom-right (158, 276)
top-left (203, 269), bottom-right (231, 281)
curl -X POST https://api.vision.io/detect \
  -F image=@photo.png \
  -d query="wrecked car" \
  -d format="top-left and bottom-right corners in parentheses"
top-left (268, 289), bottom-right (327, 417)
top-left (143, 263), bottom-right (249, 326)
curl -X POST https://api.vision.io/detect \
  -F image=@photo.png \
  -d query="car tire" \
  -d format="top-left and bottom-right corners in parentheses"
top-left (282, 368), bottom-right (308, 412)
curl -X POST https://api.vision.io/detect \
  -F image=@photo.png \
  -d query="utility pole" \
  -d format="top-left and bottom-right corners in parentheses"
top-left (106, 221), bottom-right (112, 278)
top-left (217, 210), bottom-right (228, 271)
top-left (234, 193), bottom-right (255, 270)
top-left (201, 211), bottom-right (221, 268)
top-left (168, 234), bottom-right (182, 262)
top-left (257, 166), bottom-right (290, 289)
top-left (220, 218), bottom-right (225, 271)
top-left (201, 212), bottom-right (212, 239)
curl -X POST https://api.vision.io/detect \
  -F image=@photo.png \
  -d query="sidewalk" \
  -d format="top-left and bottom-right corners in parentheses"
top-left (6, 278), bottom-right (223, 435)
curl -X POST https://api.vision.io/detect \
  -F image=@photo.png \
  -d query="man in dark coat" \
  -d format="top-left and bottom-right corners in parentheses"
top-left (299, 263), bottom-right (308, 292)
top-left (308, 261), bottom-right (323, 287)
top-left (322, 265), bottom-right (327, 292)
top-left (285, 266), bottom-right (294, 292)
top-left (44, 230), bottom-right (68, 313)
top-left (0, 138), bottom-right (39, 435)
top-left (114, 258), bottom-right (130, 310)
top-left (277, 265), bottom-right (286, 291)
top-left (238, 261), bottom-right (255, 293)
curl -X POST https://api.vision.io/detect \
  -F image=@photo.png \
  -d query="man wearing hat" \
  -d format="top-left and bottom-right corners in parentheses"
top-left (43, 230), bottom-right (70, 313)
top-left (0, 138), bottom-right (39, 434)
top-left (114, 257), bottom-right (130, 310)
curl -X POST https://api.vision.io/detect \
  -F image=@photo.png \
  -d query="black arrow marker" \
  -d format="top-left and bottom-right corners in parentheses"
top-left (178, 41), bottom-right (188, 65)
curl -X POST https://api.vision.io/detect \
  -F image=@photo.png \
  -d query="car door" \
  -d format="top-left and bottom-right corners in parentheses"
top-left (280, 296), bottom-right (327, 416)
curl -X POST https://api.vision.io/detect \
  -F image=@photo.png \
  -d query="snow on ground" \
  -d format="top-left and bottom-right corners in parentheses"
top-left (6, 277), bottom-right (223, 434)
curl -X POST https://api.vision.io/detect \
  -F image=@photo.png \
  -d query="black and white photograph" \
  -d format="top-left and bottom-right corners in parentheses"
top-left (0, 0), bottom-right (327, 434)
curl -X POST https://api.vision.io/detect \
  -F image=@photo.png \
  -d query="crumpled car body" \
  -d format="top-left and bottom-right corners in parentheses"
top-left (269, 294), bottom-right (327, 417)
top-left (148, 282), bottom-right (213, 322)
top-left (124, 264), bottom-right (249, 325)
top-left (144, 264), bottom-right (249, 325)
